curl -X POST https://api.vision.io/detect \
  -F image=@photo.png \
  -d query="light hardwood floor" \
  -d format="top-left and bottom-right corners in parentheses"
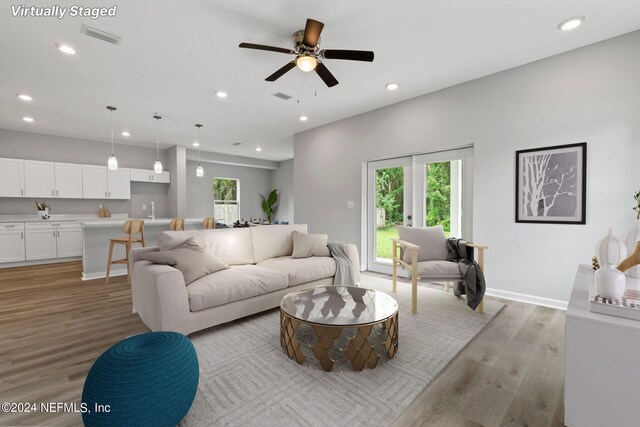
top-left (0, 262), bottom-right (565, 426)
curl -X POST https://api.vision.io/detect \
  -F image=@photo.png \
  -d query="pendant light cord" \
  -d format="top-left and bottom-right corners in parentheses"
top-left (155, 117), bottom-right (160, 160)
top-left (110, 109), bottom-right (115, 156)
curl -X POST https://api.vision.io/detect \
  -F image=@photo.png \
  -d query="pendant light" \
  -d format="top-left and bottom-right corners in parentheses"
top-left (195, 123), bottom-right (204, 177)
top-left (153, 115), bottom-right (163, 173)
top-left (106, 106), bottom-right (118, 170)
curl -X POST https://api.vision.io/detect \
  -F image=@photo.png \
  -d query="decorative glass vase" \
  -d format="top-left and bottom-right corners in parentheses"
top-left (623, 220), bottom-right (640, 278)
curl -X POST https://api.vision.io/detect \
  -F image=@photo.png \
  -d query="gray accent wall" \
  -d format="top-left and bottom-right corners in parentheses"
top-left (0, 129), bottom-right (170, 217)
top-left (185, 161), bottom-right (274, 221)
top-left (293, 31), bottom-right (640, 303)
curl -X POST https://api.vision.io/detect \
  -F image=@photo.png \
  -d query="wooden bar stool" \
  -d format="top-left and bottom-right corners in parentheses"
top-left (170, 218), bottom-right (185, 231)
top-left (106, 220), bottom-right (145, 284)
top-left (202, 217), bottom-right (216, 229)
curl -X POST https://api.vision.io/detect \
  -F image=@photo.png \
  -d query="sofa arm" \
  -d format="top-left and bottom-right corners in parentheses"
top-left (131, 261), bottom-right (191, 333)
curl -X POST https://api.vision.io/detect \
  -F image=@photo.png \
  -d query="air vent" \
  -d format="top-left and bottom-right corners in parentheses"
top-left (272, 92), bottom-right (292, 101)
top-left (232, 142), bottom-right (243, 146)
top-left (81, 24), bottom-right (121, 45)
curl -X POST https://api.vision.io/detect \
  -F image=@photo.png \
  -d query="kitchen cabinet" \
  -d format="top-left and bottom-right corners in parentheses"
top-left (24, 222), bottom-right (82, 260)
top-left (0, 223), bottom-right (25, 262)
top-left (82, 165), bottom-right (130, 199)
top-left (130, 168), bottom-right (170, 184)
top-left (24, 160), bottom-right (55, 198)
top-left (0, 158), bottom-right (25, 197)
top-left (54, 163), bottom-right (83, 198)
top-left (107, 168), bottom-right (131, 199)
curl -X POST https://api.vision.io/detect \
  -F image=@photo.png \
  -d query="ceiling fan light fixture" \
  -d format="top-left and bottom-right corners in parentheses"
top-left (296, 55), bottom-right (317, 72)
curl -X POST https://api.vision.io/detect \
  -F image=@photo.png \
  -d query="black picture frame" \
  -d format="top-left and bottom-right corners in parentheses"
top-left (515, 142), bottom-right (587, 224)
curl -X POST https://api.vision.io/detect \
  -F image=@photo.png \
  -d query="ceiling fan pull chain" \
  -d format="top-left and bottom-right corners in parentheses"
top-left (297, 70), bottom-right (300, 104)
top-left (314, 74), bottom-right (318, 97)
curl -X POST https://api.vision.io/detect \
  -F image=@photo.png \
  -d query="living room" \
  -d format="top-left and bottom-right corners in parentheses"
top-left (1, 1), bottom-right (639, 426)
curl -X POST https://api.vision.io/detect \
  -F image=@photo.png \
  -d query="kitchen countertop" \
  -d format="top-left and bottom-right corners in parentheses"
top-left (81, 218), bottom-right (204, 228)
top-left (0, 214), bottom-right (129, 223)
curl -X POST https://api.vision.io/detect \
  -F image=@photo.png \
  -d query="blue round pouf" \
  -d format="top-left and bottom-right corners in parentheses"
top-left (81, 332), bottom-right (199, 427)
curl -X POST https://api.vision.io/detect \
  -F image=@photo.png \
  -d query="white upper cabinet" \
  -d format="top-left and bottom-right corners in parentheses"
top-left (54, 163), bottom-right (83, 198)
top-left (107, 168), bottom-right (131, 199)
top-left (82, 165), bottom-right (109, 199)
top-left (24, 160), bottom-right (55, 198)
top-left (0, 158), bottom-right (24, 197)
top-left (130, 168), bottom-right (170, 184)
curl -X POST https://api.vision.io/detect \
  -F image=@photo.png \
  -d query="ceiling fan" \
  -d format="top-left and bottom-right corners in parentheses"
top-left (239, 18), bottom-right (374, 88)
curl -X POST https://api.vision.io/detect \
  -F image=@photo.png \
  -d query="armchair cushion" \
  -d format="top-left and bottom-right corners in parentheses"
top-left (417, 260), bottom-right (462, 279)
top-left (397, 225), bottom-right (448, 263)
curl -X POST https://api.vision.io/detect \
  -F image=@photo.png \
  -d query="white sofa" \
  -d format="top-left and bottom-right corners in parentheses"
top-left (130, 224), bottom-right (360, 335)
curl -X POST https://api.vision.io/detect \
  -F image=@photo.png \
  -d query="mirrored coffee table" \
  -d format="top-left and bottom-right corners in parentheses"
top-left (280, 285), bottom-right (398, 372)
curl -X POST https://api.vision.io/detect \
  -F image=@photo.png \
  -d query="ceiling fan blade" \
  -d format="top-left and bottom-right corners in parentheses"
top-left (265, 61), bottom-right (296, 82)
top-left (302, 19), bottom-right (324, 48)
top-left (239, 42), bottom-right (293, 54)
top-left (321, 49), bottom-right (375, 62)
top-left (315, 62), bottom-right (339, 87)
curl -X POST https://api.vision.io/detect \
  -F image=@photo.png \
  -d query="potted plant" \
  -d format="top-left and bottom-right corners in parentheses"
top-left (259, 189), bottom-right (278, 223)
top-left (36, 201), bottom-right (50, 220)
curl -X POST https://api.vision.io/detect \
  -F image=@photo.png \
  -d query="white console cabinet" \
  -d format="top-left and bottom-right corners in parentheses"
top-left (565, 265), bottom-right (640, 427)
top-left (0, 223), bottom-right (26, 262)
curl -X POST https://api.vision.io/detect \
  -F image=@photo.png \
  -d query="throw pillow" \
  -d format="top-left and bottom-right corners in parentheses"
top-left (140, 237), bottom-right (229, 285)
top-left (396, 225), bottom-right (448, 263)
top-left (291, 231), bottom-right (331, 258)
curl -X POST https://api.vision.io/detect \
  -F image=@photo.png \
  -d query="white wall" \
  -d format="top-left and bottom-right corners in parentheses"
top-left (271, 159), bottom-right (294, 223)
top-left (185, 161), bottom-right (273, 221)
top-left (0, 128), bottom-right (171, 218)
top-left (294, 31), bottom-right (640, 304)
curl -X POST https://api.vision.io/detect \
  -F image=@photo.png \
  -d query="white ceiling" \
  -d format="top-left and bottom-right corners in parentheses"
top-left (1, 0), bottom-right (639, 161)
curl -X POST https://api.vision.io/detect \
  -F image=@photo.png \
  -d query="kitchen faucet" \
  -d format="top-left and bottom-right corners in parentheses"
top-left (148, 201), bottom-right (155, 221)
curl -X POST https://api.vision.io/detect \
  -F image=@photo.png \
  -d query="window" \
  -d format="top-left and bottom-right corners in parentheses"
top-left (213, 177), bottom-right (239, 225)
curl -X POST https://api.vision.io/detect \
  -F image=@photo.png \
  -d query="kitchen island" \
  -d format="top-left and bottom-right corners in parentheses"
top-left (81, 218), bottom-right (203, 280)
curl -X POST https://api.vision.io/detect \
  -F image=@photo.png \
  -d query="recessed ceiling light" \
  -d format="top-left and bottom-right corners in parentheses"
top-left (192, 141), bottom-right (200, 147)
top-left (18, 94), bottom-right (33, 101)
top-left (558, 16), bottom-right (585, 31)
top-left (215, 91), bottom-right (228, 98)
top-left (299, 115), bottom-right (308, 122)
top-left (256, 147), bottom-right (262, 152)
top-left (385, 83), bottom-right (399, 91)
top-left (22, 116), bottom-right (34, 122)
top-left (121, 131), bottom-right (130, 137)
top-left (56, 43), bottom-right (77, 55)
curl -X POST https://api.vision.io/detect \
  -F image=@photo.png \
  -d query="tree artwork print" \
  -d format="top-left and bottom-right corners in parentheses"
top-left (516, 143), bottom-right (586, 224)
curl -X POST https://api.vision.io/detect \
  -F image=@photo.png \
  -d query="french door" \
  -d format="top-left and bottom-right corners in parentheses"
top-left (366, 147), bottom-right (473, 274)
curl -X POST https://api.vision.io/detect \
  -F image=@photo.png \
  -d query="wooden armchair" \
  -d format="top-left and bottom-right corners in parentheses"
top-left (391, 225), bottom-right (487, 314)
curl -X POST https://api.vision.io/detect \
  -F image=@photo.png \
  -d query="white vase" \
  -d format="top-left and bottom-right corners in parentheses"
top-left (595, 228), bottom-right (627, 267)
top-left (38, 209), bottom-right (49, 220)
top-left (623, 220), bottom-right (640, 278)
top-left (595, 265), bottom-right (626, 300)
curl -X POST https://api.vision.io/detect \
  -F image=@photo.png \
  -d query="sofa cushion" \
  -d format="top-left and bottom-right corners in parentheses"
top-left (417, 260), bottom-right (462, 279)
top-left (397, 225), bottom-right (448, 263)
top-left (139, 238), bottom-right (229, 285)
top-left (258, 256), bottom-right (337, 287)
top-left (157, 228), bottom-right (255, 266)
top-left (251, 224), bottom-right (308, 263)
top-left (187, 265), bottom-right (289, 312)
top-left (291, 231), bottom-right (331, 258)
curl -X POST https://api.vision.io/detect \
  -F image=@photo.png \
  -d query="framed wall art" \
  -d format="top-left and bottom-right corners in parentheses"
top-left (515, 142), bottom-right (587, 224)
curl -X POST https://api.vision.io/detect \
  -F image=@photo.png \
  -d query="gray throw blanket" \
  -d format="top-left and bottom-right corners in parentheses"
top-left (446, 238), bottom-right (485, 310)
top-left (328, 242), bottom-right (356, 286)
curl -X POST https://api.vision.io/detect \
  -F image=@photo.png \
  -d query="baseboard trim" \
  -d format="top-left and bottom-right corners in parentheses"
top-left (82, 269), bottom-right (126, 281)
top-left (0, 257), bottom-right (81, 269)
top-left (484, 287), bottom-right (568, 311)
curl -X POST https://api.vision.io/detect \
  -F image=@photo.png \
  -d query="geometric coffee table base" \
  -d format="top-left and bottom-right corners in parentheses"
top-left (280, 310), bottom-right (399, 372)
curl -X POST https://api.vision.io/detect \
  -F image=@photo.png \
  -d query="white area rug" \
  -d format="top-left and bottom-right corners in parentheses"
top-left (182, 275), bottom-right (504, 427)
